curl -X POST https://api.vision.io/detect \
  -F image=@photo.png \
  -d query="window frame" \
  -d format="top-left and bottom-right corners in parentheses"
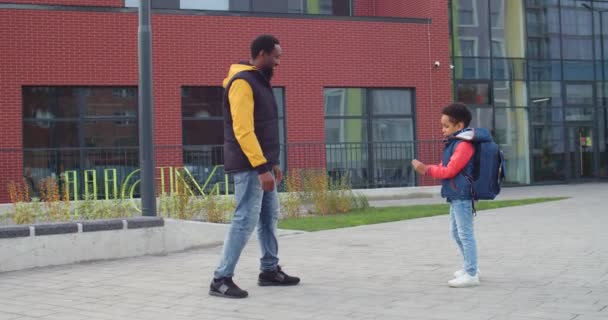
top-left (323, 87), bottom-right (417, 188)
top-left (457, 0), bottom-right (479, 27)
top-left (22, 86), bottom-right (139, 150)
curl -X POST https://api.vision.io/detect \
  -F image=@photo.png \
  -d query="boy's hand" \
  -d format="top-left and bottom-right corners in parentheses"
top-left (411, 159), bottom-right (427, 175)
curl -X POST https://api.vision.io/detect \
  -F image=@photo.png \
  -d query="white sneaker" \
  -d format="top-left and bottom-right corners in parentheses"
top-left (454, 268), bottom-right (481, 279)
top-left (448, 273), bottom-right (480, 288)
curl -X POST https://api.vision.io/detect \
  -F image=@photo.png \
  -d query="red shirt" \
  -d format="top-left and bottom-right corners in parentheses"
top-left (426, 142), bottom-right (474, 179)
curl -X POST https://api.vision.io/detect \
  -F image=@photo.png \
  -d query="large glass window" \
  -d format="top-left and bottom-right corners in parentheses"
top-left (561, 1), bottom-right (593, 60)
top-left (125, 0), bottom-right (351, 16)
top-left (456, 82), bottom-right (491, 105)
top-left (495, 108), bottom-right (531, 184)
top-left (324, 88), bottom-right (415, 188)
top-left (22, 87), bottom-right (139, 198)
top-left (454, 0), bottom-right (491, 57)
top-left (526, 1), bottom-right (561, 59)
top-left (450, 0), bottom-right (607, 182)
top-left (491, 0), bottom-right (525, 58)
top-left (532, 125), bottom-right (567, 181)
top-left (181, 87), bottom-right (224, 147)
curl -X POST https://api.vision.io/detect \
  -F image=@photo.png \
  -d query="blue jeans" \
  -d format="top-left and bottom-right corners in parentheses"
top-left (214, 170), bottom-right (280, 279)
top-left (450, 199), bottom-right (478, 276)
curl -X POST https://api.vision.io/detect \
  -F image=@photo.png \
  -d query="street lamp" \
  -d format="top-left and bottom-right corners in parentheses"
top-left (138, 0), bottom-right (157, 216)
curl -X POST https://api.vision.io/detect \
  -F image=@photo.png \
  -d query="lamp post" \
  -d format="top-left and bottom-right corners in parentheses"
top-left (138, 0), bottom-right (157, 216)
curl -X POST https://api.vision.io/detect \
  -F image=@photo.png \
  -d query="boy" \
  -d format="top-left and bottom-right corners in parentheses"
top-left (411, 103), bottom-right (481, 288)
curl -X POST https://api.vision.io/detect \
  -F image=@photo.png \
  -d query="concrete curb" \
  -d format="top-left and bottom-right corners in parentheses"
top-left (0, 217), bottom-right (302, 273)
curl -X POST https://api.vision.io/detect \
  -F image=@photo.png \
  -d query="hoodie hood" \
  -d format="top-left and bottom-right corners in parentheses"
top-left (452, 127), bottom-right (494, 143)
top-left (223, 63), bottom-right (256, 88)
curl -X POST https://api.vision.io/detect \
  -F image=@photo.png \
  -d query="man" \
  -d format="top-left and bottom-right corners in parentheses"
top-left (209, 35), bottom-right (300, 299)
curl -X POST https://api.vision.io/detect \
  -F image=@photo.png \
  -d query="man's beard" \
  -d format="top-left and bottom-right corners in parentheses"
top-left (260, 67), bottom-right (274, 81)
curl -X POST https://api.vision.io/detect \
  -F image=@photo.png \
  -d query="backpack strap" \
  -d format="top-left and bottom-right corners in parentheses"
top-left (462, 173), bottom-right (477, 215)
top-left (454, 139), bottom-right (477, 216)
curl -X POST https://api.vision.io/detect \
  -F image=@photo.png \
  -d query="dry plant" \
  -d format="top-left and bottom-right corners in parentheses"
top-left (37, 177), bottom-right (71, 222)
top-left (279, 170), bottom-right (304, 218)
top-left (7, 179), bottom-right (41, 224)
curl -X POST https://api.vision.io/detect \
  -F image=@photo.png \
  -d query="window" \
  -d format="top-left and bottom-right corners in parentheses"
top-left (125, 0), bottom-right (351, 16)
top-left (491, 40), bottom-right (508, 82)
top-left (231, 0), bottom-right (350, 15)
top-left (490, 0), bottom-right (504, 28)
top-left (458, 0), bottom-right (477, 26)
top-left (181, 87), bottom-right (224, 147)
top-left (491, 40), bottom-right (505, 59)
top-left (527, 37), bottom-right (562, 59)
top-left (529, 81), bottom-right (563, 106)
top-left (458, 38), bottom-right (480, 79)
top-left (526, 4), bottom-right (561, 59)
top-left (565, 83), bottom-right (594, 105)
top-left (324, 88), bottom-right (415, 188)
top-left (22, 87), bottom-right (139, 198)
top-left (495, 108), bottom-right (531, 184)
top-left (181, 0), bottom-right (229, 10)
top-left (528, 60), bottom-right (562, 81)
top-left (560, 6), bottom-right (592, 36)
top-left (125, 0), bottom-right (180, 9)
top-left (459, 39), bottom-right (477, 57)
top-left (181, 86), bottom-right (286, 182)
top-left (456, 82), bottom-right (490, 105)
top-left (531, 126), bottom-right (566, 181)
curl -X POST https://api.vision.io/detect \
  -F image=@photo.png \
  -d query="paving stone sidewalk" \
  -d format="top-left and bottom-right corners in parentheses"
top-left (0, 183), bottom-right (606, 320)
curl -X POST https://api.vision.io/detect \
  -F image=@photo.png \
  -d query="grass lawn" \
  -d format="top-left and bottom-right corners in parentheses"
top-left (278, 197), bottom-right (568, 232)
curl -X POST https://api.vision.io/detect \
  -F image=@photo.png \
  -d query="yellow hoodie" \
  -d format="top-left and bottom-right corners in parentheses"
top-left (222, 64), bottom-right (268, 169)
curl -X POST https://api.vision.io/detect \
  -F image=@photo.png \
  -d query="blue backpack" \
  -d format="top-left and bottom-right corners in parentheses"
top-left (457, 128), bottom-right (506, 200)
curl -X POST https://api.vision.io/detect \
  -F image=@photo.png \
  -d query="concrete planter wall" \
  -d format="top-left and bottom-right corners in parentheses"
top-left (0, 217), bottom-right (302, 273)
top-left (0, 186), bottom-right (440, 273)
top-left (0, 217), bottom-right (164, 273)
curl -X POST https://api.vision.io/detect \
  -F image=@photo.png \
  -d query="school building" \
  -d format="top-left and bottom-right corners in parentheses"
top-left (0, 0), bottom-right (605, 202)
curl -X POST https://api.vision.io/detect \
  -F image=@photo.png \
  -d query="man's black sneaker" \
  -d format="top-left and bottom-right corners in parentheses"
top-left (258, 266), bottom-right (300, 286)
top-left (209, 277), bottom-right (248, 298)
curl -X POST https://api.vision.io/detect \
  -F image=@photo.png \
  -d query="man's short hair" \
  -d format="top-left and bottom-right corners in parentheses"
top-left (251, 35), bottom-right (280, 59)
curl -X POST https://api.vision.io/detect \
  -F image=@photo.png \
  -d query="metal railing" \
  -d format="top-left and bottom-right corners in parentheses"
top-left (3, 141), bottom-right (444, 200)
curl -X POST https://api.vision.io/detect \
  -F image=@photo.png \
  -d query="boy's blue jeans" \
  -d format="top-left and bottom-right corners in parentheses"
top-left (450, 199), bottom-right (478, 276)
top-left (214, 170), bottom-right (279, 279)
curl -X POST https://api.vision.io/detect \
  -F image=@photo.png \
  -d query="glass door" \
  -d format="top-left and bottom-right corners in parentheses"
top-left (564, 82), bottom-right (598, 179)
top-left (567, 126), bottom-right (595, 178)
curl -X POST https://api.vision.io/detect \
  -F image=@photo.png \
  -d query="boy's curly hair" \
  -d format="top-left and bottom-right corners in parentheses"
top-left (443, 103), bottom-right (472, 127)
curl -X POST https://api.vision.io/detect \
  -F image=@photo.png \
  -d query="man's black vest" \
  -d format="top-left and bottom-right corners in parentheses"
top-left (223, 70), bottom-right (280, 173)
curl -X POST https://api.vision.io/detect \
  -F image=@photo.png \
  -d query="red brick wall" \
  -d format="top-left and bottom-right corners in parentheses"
top-left (375, 1), bottom-right (431, 19)
top-left (355, 0), bottom-right (435, 19)
top-left (0, 1), bottom-right (450, 201)
top-left (417, 0), bottom-right (452, 186)
top-left (354, 0), bottom-right (374, 16)
top-left (0, 0), bottom-right (123, 6)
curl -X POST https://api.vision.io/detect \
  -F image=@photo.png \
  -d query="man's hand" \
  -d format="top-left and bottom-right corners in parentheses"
top-left (273, 165), bottom-right (282, 185)
top-left (258, 171), bottom-right (275, 191)
top-left (411, 159), bottom-right (427, 175)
